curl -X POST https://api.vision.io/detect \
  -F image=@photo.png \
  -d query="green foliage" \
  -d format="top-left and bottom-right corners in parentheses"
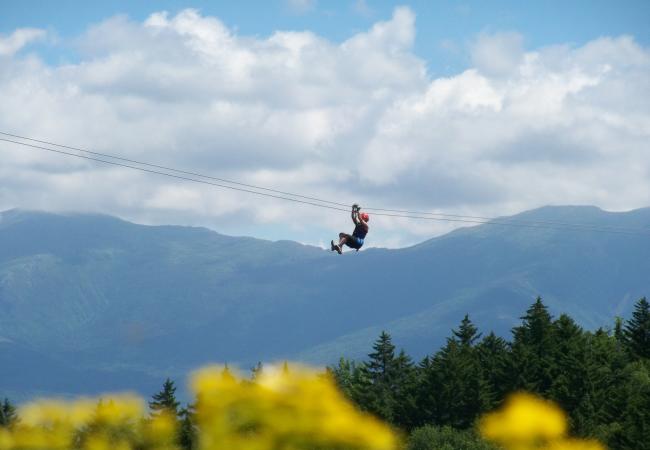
top-left (149, 378), bottom-right (181, 418)
top-left (407, 425), bottom-right (496, 450)
top-left (509, 297), bottom-right (555, 394)
top-left (608, 359), bottom-right (650, 450)
top-left (623, 297), bottom-right (650, 360)
top-left (423, 316), bottom-right (487, 428)
top-left (3, 207), bottom-right (649, 401)
top-left (0, 398), bottom-right (18, 428)
top-left (548, 314), bottom-right (589, 422)
top-left (179, 404), bottom-right (197, 450)
top-left (357, 331), bottom-right (402, 424)
top-left (330, 296), bottom-right (650, 450)
top-left (476, 332), bottom-right (509, 410)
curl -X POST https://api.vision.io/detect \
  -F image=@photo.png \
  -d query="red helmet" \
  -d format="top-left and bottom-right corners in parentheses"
top-left (360, 212), bottom-right (370, 222)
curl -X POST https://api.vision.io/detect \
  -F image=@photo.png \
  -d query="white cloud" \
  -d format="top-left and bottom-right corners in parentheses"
top-left (0, 11), bottom-right (648, 248)
top-left (470, 31), bottom-right (524, 76)
top-left (0, 28), bottom-right (46, 56)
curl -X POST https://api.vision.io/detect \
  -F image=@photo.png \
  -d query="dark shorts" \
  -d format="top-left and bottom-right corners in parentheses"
top-left (345, 235), bottom-right (364, 249)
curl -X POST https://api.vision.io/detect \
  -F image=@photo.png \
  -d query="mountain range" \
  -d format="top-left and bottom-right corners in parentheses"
top-left (1, 206), bottom-right (649, 401)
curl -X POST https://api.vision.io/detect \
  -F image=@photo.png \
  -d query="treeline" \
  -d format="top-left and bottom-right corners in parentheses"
top-left (1, 297), bottom-right (648, 450)
top-left (329, 297), bottom-right (650, 450)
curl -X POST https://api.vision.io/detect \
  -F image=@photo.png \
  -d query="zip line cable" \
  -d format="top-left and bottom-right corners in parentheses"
top-left (0, 138), bottom-right (350, 213)
top-left (362, 207), bottom-right (647, 233)
top-left (1, 131), bottom-right (642, 233)
top-left (0, 130), bottom-right (616, 228)
top-left (3, 131), bottom-right (645, 234)
top-left (0, 131), bottom-right (350, 208)
top-left (0, 138), bottom-right (516, 230)
top-left (1, 134), bottom-right (649, 236)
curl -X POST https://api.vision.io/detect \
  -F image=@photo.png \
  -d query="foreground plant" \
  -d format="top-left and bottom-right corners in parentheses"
top-left (0, 364), bottom-right (397, 450)
top-left (480, 393), bottom-right (606, 450)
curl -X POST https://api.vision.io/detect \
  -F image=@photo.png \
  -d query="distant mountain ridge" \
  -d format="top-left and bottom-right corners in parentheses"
top-left (1, 206), bottom-right (649, 400)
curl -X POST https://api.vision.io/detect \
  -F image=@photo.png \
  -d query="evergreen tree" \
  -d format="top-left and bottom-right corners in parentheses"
top-left (415, 356), bottom-right (436, 426)
top-left (608, 360), bottom-right (650, 450)
top-left (426, 315), bottom-right (486, 428)
top-left (509, 297), bottom-right (555, 394)
top-left (548, 314), bottom-right (589, 427)
top-left (391, 349), bottom-right (420, 430)
top-left (454, 314), bottom-right (482, 347)
top-left (0, 398), bottom-right (18, 428)
top-left (614, 316), bottom-right (625, 343)
top-left (476, 332), bottom-right (510, 410)
top-left (408, 425), bottom-right (497, 450)
top-left (359, 331), bottom-right (399, 422)
top-left (149, 378), bottom-right (181, 418)
top-left (366, 331), bottom-right (397, 381)
top-left (329, 295), bottom-right (647, 444)
top-left (330, 357), bottom-right (366, 404)
top-left (623, 297), bottom-right (650, 360)
top-left (577, 328), bottom-right (628, 442)
top-left (179, 403), bottom-right (197, 450)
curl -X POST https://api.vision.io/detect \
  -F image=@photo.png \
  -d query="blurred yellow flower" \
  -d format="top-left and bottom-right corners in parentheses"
top-left (479, 393), bottom-right (606, 450)
top-left (480, 392), bottom-right (567, 444)
top-left (191, 364), bottom-right (397, 450)
top-left (0, 363), bottom-right (397, 450)
top-left (93, 394), bottom-right (143, 424)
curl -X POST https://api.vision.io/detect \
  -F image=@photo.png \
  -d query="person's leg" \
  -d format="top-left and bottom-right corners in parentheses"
top-left (334, 233), bottom-right (349, 254)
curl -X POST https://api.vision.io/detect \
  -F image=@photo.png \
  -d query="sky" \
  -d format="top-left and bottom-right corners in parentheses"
top-left (0, 0), bottom-right (649, 248)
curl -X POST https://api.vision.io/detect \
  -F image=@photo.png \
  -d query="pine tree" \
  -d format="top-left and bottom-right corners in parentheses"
top-left (623, 297), bottom-right (650, 360)
top-left (577, 328), bottom-right (628, 442)
top-left (548, 314), bottom-right (589, 427)
top-left (392, 349), bottom-right (420, 430)
top-left (179, 403), bottom-right (196, 450)
top-left (0, 398), bottom-right (18, 428)
top-left (454, 314), bottom-right (482, 347)
top-left (149, 378), bottom-right (181, 418)
top-left (366, 331), bottom-right (397, 382)
top-left (509, 297), bottom-right (555, 395)
top-left (608, 360), bottom-right (650, 450)
top-left (426, 315), bottom-right (486, 428)
top-left (476, 332), bottom-right (510, 410)
top-left (358, 331), bottom-right (400, 423)
top-left (330, 357), bottom-right (361, 401)
top-left (614, 316), bottom-right (625, 343)
top-left (415, 356), bottom-right (436, 425)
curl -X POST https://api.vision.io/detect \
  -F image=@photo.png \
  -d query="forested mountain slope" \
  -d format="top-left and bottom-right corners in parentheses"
top-left (1, 206), bottom-right (648, 399)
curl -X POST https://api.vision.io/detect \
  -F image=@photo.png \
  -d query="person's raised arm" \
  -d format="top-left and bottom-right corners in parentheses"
top-left (351, 204), bottom-right (359, 224)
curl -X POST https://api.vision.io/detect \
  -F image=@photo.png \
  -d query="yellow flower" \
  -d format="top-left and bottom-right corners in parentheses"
top-left (144, 410), bottom-right (179, 449)
top-left (480, 392), bottom-right (567, 445)
top-left (479, 393), bottom-right (608, 450)
top-left (93, 394), bottom-right (143, 424)
top-left (1, 363), bottom-right (397, 450)
top-left (191, 363), bottom-right (398, 450)
top-left (0, 430), bottom-right (13, 449)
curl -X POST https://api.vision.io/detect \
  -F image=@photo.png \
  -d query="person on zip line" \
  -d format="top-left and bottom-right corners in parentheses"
top-left (331, 204), bottom-right (369, 254)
